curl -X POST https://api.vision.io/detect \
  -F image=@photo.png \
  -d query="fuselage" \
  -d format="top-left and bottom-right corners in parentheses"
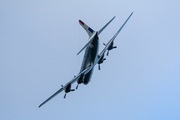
top-left (79, 32), bottom-right (99, 84)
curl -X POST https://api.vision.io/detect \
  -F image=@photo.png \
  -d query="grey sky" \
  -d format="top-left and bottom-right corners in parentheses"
top-left (1, 0), bottom-right (180, 120)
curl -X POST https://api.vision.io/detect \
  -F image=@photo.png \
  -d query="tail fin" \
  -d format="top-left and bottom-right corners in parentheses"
top-left (79, 20), bottom-right (95, 38)
top-left (98, 16), bottom-right (115, 35)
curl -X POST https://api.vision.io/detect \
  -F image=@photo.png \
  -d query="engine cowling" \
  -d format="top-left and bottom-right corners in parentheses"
top-left (64, 83), bottom-right (75, 98)
top-left (107, 41), bottom-right (117, 56)
top-left (65, 84), bottom-right (72, 93)
top-left (76, 74), bottom-right (85, 89)
top-left (98, 54), bottom-right (106, 70)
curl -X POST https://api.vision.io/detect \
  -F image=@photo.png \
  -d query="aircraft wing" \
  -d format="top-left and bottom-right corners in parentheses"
top-left (97, 12), bottom-right (133, 63)
top-left (77, 33), bottom-right (96, 55)
top-left (38, 65), bottom-right (92, 108)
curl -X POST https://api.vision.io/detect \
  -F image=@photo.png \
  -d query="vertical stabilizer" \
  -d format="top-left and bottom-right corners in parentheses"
top-left (79, 20), bottom-right (95, 38)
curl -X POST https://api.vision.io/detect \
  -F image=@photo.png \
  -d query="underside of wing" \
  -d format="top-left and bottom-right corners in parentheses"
top-left (38, 65), bottom-right (92, 108)
top-left (97, 12), bottom-right (133, 65)
top-left (38, 87), bottom-right (64, 108)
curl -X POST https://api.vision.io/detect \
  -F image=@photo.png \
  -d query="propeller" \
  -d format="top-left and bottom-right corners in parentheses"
top-left (98, 58), bottom-right (106, 70)
top-left (98, 57), bottom-right (106, 70)
top-left (98, 64), bottom-right (101, 70)
top-left (76, 84), bottom-right (79, 89)
top-left (71, 89), bottom-right (75, 91)
top-left (76, 75), bottom-right (84, 89)
top-left (64, 89), bottom-right (75, 99)
top-left (107, 46), bottom-right (117, 56)
top-left (107, 50), bottom-right (109, 56)
top-left (64, 93), bottom-right (66, 98)
top-left (63, 83), bottom-right (75, 99)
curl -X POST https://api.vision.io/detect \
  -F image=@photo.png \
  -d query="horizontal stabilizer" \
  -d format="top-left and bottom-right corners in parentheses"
top-left (98, 16), bottom-right (115, 35)
top-left (77, 33), bottom-right (96, 55)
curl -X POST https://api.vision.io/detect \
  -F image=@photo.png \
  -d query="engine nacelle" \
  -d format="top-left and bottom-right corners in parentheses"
top-left (106, 41), bottom-right (117, 56)
top-left (108, 41), bottom-right (117, 51)
top-left (65, 84), bottom-right (72, 93)
top-left (77, 74), bottom-right (84, 84)
top-left (98, 54), bottom-right (106, 70)
top-left (64, 83), bottom-right (75, 98)
top-left (98, 54), bottom-right (106, 64)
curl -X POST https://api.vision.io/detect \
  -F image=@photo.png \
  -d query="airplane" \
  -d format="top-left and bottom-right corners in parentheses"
top-left (38, 12), bottom-right (133, 108)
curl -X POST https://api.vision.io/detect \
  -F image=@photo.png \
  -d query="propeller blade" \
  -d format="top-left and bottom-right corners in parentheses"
top-left (107, 51), bottom-right (109, 56)
top-left (98, 64), bottom-right (100, 70)
top-left (76, 84), bottom-right (79, 89)
top-left (71, 89), bottom-right (75, 91)
top-left (64, 93), bottom-right (66, 99)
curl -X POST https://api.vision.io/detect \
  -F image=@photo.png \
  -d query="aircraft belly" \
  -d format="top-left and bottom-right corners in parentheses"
top-left (79, 34), bottom-right (99, 84)
top-left (80, 35), bottom-right (99, 71)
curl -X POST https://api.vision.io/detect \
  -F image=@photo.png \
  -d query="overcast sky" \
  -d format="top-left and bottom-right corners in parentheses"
top-left (1, 0), bottom-right (180, 120)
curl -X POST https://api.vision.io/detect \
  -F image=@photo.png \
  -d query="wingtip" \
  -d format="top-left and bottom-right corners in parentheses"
top-left (38, 104), bottom-right (42, 108)
top-left (112, 16), bottom-right (116, 20)
top-left (79, 20), bottom-right (84, 25)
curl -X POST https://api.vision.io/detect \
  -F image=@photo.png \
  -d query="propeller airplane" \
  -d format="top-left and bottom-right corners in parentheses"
top-left (39, 12), bottom-right (133, 108)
